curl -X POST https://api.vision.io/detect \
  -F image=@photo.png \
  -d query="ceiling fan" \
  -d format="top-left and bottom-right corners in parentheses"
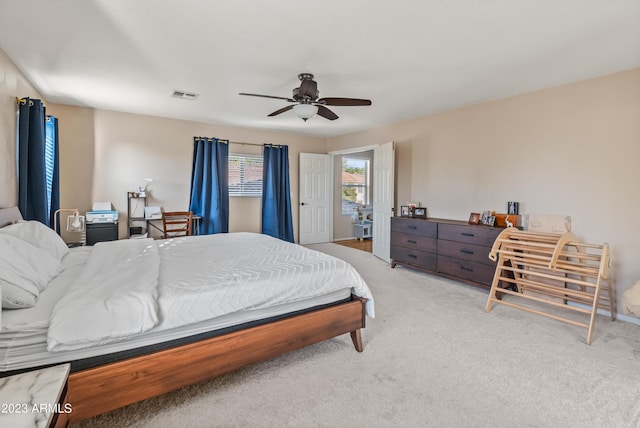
top-left (239, 73), bottom-right (372, 121)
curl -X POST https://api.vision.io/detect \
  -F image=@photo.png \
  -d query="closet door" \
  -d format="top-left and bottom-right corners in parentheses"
top-left (299, 153), bottom-right (332, 244)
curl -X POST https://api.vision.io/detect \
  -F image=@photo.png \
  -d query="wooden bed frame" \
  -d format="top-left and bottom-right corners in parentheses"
top-left (67, 295), bottom-right (367, 422)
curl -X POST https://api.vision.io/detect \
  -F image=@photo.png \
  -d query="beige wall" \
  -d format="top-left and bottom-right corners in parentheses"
top-left (328, 68), bottom-right (640, 304)
top-left (51, 104), bottom-right (96, 212)
top-left (0, 49), bottom-right (44, 207)
top-left (46, 106), bottom-right (327, 241)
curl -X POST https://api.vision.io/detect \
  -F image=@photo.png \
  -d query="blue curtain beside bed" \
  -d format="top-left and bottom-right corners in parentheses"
top-left (189, 137), bottom-right (229, 234)
top-left (17, 98), bottom-right (59, 228)
top-left (261, 144), bottom-right (294, 243)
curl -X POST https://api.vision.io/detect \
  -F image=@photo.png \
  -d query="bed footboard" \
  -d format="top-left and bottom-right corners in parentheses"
top-left (67, 296), bottom-right (366, 422)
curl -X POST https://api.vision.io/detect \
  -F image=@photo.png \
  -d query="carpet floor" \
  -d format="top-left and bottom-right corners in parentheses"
top-left (72, 243), bottom-right (640, 428)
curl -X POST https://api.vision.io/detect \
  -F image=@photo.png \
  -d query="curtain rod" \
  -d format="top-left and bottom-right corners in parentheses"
top-left (16, 97), bottom-right (53, 117)
top-left (231, 141), bottom-right (286, 148)
top-left (193, 137), bottom-right (285, 147)
top-left (229, 140), bottom-right (264, 147)
top-left (16, 97), bottom-right (51, 111)
top-left (193, 137), bottom-right (268, 147)
top-left (16, 97), bottom-right (35, 106)
top-left (230, 141), bottom-right (286, 148)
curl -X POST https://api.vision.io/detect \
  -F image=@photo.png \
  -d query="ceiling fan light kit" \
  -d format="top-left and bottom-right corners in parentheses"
top-left (240, 73), bottom-right (371, 122)
top-left (292, 104), bottom-right (318, 121)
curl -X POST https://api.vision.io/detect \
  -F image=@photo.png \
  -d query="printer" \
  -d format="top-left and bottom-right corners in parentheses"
top-left (86, 201), bottom-right (118, 223)
top-left (85, 210), bottom-right (119, 223)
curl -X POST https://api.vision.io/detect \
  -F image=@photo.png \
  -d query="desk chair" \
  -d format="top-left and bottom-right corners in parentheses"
top-left (162, 211), bottom-right (193, 238)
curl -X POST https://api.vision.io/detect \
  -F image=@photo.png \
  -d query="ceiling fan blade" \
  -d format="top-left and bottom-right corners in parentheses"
top-left (318, 97), bottom-right (372, 106)
top-left (239, 93), bottom-right (294, 102)
top-left (317, 105), bottom-right (339, 121)
top-left (267, 105), bottom-right (294, 117)
top-left (299, 79), bottom-right (318, 98)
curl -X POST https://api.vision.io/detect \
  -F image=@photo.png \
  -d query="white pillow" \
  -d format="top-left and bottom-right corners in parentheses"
top-left (0, 220), bottom-right (69, 261)
top-left (0, 234), bottom-right (64, 308)
top-left (1, 280), bottom-right (37, 309)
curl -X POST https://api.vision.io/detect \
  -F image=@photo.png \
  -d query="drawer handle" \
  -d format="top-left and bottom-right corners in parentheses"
top-left (408, 254), bottom-right (417, 259)
top-left (461, 232), bottom-right (475, 237)
top-left (460, 266), bottom-right (473, 272)
top-left (460, 249), bottom-right (474, 255)
top-left (408, 240), bottom-right (417, 244)
top-left (408, 226), bottom-right (417, 229)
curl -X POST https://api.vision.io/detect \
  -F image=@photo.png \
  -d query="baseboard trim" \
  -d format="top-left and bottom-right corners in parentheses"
top-left (567, 302), bottom-right (640, 326)
top-left (332, 237), bottom-right (357, 242)
top-left (616, 313), bottom-right (640, 325)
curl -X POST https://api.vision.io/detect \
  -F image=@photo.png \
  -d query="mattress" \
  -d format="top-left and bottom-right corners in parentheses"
top-left (1, 233), bottom-right (370, 372)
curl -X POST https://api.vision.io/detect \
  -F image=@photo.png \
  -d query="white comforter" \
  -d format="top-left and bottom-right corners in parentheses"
top-left (47, 239), bottom-right (160, 351)
top-left (47, 233), bottom-right (374, 351)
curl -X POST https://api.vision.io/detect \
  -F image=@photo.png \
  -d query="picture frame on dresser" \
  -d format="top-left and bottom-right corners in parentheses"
top-left (413, 207), bottom-right (427, 219)
top-left (400, 206), bottom-right (410, 217)
top-left (468, 212), bottom-right (481, 224)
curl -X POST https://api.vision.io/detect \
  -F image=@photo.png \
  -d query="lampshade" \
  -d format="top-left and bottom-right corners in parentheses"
top-left (138, 178), bottom-right (153, 197)
top-left (292, 104), bottom-right (318, 121)
top-left (66, 211), bottom-right (85, 232)
top-left (54, 208), bottom-right (86, 233)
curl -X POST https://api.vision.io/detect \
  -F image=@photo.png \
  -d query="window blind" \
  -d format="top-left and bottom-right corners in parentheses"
top-left (229, 153), bottom-right (263, 197)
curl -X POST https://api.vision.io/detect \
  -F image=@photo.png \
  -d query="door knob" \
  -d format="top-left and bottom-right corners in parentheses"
top-left (300, 202), bottom-right (306, 206)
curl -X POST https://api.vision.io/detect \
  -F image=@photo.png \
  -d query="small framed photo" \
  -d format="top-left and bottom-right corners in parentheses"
top-left (413, 207), bottom-right (427, 219)
top-left (485, 215), bottom-right (496, 227)
top-left (468, 212), bottom-right (481, 224)
top-left (480, 210), bottom-right (492, 225)
top-left (400, 206), bottom-right (410, 217)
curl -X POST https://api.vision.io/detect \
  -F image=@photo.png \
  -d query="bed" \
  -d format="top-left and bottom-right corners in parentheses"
top-left (0, 207), bottom-right (374, 422)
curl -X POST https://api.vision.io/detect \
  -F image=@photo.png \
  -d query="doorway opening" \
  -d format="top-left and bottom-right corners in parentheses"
top-left (334, 238), bottom-right (373, 253)
top-left (335, 150), bottom-right (374, 251)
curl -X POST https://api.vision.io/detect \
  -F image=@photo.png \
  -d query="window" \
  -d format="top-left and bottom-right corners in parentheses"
top-left (341, 157), bottom-right (370, 215)
top-left (229, 153), bottom-right (263, 197)
top-left (44, 117), bottom-right (57, 218)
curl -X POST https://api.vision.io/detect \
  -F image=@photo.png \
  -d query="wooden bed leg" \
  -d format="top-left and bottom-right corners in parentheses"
top-left (350, 329), bottom-right (363, 352)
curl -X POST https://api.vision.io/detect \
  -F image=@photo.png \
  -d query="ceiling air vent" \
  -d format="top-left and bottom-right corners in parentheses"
top-left (171, 90), bottom-right (199, 100)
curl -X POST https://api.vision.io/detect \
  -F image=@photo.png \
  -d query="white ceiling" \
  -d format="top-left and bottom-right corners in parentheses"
top-left (1, 1), bottom-right (639, 138)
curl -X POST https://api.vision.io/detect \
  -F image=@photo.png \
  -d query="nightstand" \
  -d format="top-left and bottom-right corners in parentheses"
top-left (0, 364), bottom-right (71, 427)
top-left (86, 221), bottom-right (118, 245)
top-left (353, 220), bottom-right (372, 241)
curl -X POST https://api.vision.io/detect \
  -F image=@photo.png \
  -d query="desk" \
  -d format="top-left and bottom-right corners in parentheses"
top-left (146, 215), bottom-right (202, 238)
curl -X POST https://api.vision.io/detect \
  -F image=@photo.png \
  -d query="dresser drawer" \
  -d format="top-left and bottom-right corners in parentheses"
top-left (437, 223), bottom-right (501, 246)
top-left (391, 232), bottom-right (436, 253)
top-left (437, 255), bottom-right (496, 285)
top-left (437, 239), bottom-right (496, 266)
top-left (391, 217), bottom-right (437, 238)
top-left (391, 246), bottom-right (437, 270)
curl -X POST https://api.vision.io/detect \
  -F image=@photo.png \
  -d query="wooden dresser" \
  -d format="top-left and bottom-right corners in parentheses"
top-left (391, 217), bottom-right (502, 289)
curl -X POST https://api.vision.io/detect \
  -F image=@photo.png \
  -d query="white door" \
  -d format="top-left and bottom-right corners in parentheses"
top-left (373, 142), bottom-right (395, 262)
top-left (299, 153), bottom-right (332, 245)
